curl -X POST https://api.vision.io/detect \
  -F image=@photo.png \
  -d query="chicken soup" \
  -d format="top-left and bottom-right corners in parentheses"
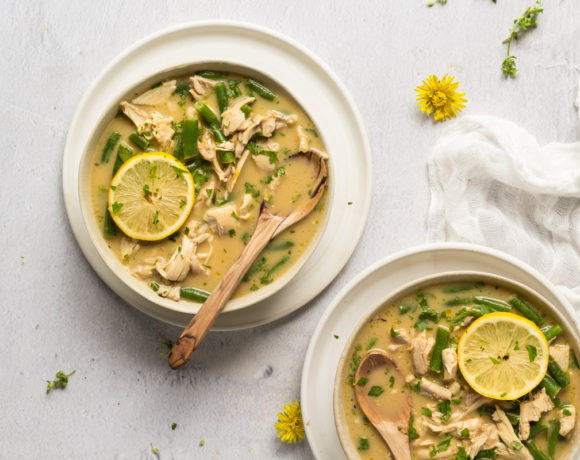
top-left (90, 71), bottom-right (328, 303)
top-left (339, 281), bottom-right (579, 459)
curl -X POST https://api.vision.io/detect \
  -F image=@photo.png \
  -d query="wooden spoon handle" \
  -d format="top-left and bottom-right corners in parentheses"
top-left (376, 421), bottom-right (411, 460)
top-left (168, 211), bottom-right (284, 369)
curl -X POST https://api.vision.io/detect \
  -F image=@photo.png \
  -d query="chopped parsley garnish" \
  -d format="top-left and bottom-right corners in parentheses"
top-left (171, 423), bottom-right (177, 430)
top-left (399, 304), bottom-right (412, 315)
top-left (408, 414), bottom-right (420, 440)
top-left (356, 377), bottom-right (368, 386)
top-left (357, 437), bottom-right (369, 451)
top-left (231, 211), bottom-right (239, 221)
top-left (333, 334), bottom-right (339, 339)
top-left (305, 127), bottom-right (319, 137)
top-left (46, 370), bottom-right (75, 394)
top-left (511, 441), bottom-right (523, 451)
top-left (436, 435), bottom-right (452, 453)
top-left (368, 386), bottom-right (384, 397)
top-left (390, 328), bottom-right (400, 337)
top-left (241, 232), bottom-right (250, 245)
top-left (489, 356), bottom-right (501, 365)
top-left (461, 428), bottom-right (470, 438)
top-left (152, 210), bottom-right (159, 225)
top-left (143, 184), bottom-right (151, 196)
top-left (245, 182), bottom-right (260, 198)
top-left (421, 407), bottom-right (433, 417)
top-left (514, 341), bottom-right (520, 350)
top-left (250, 284), bottom-right (259, 291)
top-left (366, 337), bottom-right (378, 349)
top-left (179, 200), bottom-right (186, 208)
top-left (563, 408), bottom-right (572, 416)
top-left (228, 229), bottom-right (236, 238)
top-left (150, 281), bottom-right (160, 292)
top-left (112, 201), bottom-right (123, 214)
top-left (389, 376), bottom-right (395, 388)
top-left (438, 400), bottom-right (452, 422)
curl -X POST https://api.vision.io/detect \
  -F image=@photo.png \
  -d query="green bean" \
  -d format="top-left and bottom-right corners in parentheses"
top-left (541, 324), bottom-right (563, 341)
top-left (445, 297), bottom-right (472, 306)
top-left (180, 287), bottom-right (210, 303)
top-left (540, 374), bottom-right (562, 398)
top-left (270, 241), bottom-right (295, 251)
top-left (505, 411), bottom-right (520, 426)
top-left (528, 421), bottom-right (548, 438)
top-left (473, 449), bottom-right (497, 460)
top-left (473, 296), bottom-right (512, 313)
top-left (182, 118), bottom-right (199, 161)
top-left (246, 78), bottom-right (277, 101)
top-left (128, 131), bottom-right (149, 150)
top-left (428, 326), bottom-right (450, 373)
top-left (548, 359), bottom-right (570, 389)
top-left (196, 70), bottom-right (227, 80)
top-left (103, 211), bottom-right (117, 237)
top-left (100, 131), bottom-right (121, 163)
top-left (548, 419), bottom-right (560, 457)
top-left (525, 441), bottom-right (551, 460)
top-left (194, 102), bottom-right (226, 144)
top-left (443, 283), bottom-right (483, 293)
top-left (508, 295), bottom-right (544, 326)
top-left (113, 143), bottom-right (134, 175)
top-left (216, 82), bottom-right (229, 113)
top-left (172, 132), bottom-right (183, 160)
top-left (218, 150), bottom-right (235, 164)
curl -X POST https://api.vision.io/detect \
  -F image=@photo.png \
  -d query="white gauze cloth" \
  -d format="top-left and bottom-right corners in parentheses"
top-left (427, 115), bottom-right (580, 311)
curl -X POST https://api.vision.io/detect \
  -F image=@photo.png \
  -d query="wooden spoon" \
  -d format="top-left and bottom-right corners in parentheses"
top-left (354, 350), bottom-right (412, 460)
top-left (168, 150), bottom-right (328, 369)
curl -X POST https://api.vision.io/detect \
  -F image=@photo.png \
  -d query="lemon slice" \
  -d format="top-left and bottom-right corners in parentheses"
top-left (108, 152), bottom-right (194, 241)
top-left (457, 312), bottom-right (549, 400)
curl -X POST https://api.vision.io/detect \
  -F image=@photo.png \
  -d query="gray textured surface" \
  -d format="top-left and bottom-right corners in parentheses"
top-left (1, 1), bottom-right (579, 459)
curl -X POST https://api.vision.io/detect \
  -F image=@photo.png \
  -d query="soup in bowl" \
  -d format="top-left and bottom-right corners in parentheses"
top-left (334, 272), bottom-right (580, 460)
top-left (84, 65), bottom-right (329, 313)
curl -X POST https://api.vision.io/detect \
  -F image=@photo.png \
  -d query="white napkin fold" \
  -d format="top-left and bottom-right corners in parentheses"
top-left (427, 115), bottom-right (580, 310)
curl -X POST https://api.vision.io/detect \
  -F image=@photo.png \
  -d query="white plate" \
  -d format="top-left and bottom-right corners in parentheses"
top-left (301, 242), bottom-right (579, 459)
top-left (62, 21), bottom-right (371, 330)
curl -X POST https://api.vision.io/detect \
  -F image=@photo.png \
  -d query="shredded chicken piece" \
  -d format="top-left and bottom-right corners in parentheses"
top-left (156, 283), bottom-right (181, 301)
top-left (232, 111), bottom-right (297, 157)
top-left (156, 236), bottom-right (209, 282)
top-left (423, 417), bottom-right (498, 458)
top-left (519, 388), bottom-right (554, 440)
top-left (391, 328), bottom-right (411, 346)
top-left (221, 96), bottom-right (255, 136)
top-left (412, 331), bottom-right (435, 375)
top-left (205, 204), bottom-right (240, 237)
top-left (550, 344), bottom-right (570, 372)
top-left (120, 101), bottom-right (148, 130)
top-left (120, 237), bottom-right (140, 259)
top-left (226, 150), bottom-right (250, 192)
top-left (239, 194), bottom-right (254, 220)
top-left (448, 381), bottom-right (461, 396)
top-left (132, 80), bottom-right (176, 105)
top-left (451, 391), bottom-right (491, 422)
top-left (559, 405), bottom-right (576, 436)
top-left (493, 406), bottom-right (533, 460)
top-left (189, 75), bottom-right (218, 101)
top-left (197, 131), bottom-right (233, 183)
top-left (442, 348), bottom-right (458, 381)
top-left (420, 377), bottom-right (453, 400)
top-left (252, 153), bottom-right (276, 173)
top-left (148, 111), bottom-right (174, 150)
top-left (119, 102), bottom-right (175, 150)
top-left (297, 125), bottom-right (309, 152)
top-left (195, 176), bottom-right (216, 210)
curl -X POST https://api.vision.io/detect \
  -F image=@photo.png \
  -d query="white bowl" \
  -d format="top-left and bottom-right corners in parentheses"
top-left (333, 271), bottom-right (580, 459)
top-left (63, 21), bottom-right (372, 328)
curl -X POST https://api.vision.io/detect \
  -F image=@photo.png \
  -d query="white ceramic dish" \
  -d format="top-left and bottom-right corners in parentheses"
top-left (301, 243), bottom-right (580, 459)
top-left (332, 271), bottom-right (580, 459)
top-left (62, 21), bottom-right (371, 329)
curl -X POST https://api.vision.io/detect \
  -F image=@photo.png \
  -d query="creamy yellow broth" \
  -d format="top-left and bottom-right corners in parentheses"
top-left (90, 71), bottom-right (327, 300)
top-left (341, 282), bottom-right (580, 459)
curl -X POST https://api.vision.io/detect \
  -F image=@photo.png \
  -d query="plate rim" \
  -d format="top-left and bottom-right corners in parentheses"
top-left (62, 19), bottom-right (372, 330)
top-left (301, 242), bottom-right (579, 459)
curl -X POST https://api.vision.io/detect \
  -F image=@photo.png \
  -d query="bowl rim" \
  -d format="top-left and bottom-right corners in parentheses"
top-left (63, 19), bottom-right (373, 328)
top-left (332, 270), bottom-right (580, 459)
top-left (78, 59), bottom-right (333, 315)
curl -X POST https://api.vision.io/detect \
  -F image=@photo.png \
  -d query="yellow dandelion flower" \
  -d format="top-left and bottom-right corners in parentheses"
top-left (415, 74), bottom-right (467, 122)
top-left (275, 401), bottom-right (305, 444)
